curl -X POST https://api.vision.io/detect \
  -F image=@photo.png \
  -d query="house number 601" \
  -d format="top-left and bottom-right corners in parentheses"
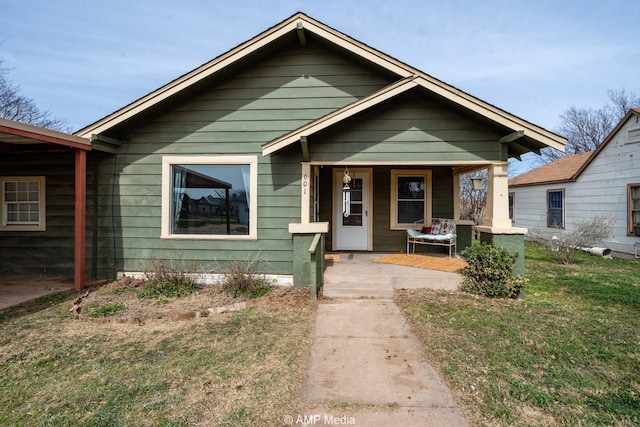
top-left (303, 174), bottom-right (308, 195)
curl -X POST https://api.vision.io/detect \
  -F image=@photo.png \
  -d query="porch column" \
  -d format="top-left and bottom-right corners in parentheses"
top-left (483, 162), bottom-right (511, 228)
top-left (478, 162), bottom-right (527, 275)
top-left (452, 173), bottom-right (461, 220)
top-left (300, 162), bottom-right (311, 223)
top-left (74, 149), bottom-right (87, 290)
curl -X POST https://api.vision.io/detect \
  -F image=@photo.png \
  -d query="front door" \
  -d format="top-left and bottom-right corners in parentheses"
top-left (335, 169), bottom-right (370, 250)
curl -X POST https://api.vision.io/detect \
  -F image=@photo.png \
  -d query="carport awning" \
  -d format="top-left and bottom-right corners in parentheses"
top-left (0, 118), bottom-right (91, 291)
top-left (0, 118), bottom-right (91, 151)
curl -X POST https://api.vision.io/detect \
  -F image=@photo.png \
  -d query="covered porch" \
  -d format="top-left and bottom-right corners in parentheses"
top-left (260, 75), bottom-right (566, 293)
top-left (0, 118), bottom-right (91, 291)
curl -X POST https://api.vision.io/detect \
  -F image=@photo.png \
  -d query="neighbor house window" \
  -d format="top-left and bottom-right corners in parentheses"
top-left (390, 170), bottom-right (432, 229)
top-left (161, 156), bottom-right (257, 240)
top-left (509, 192), bottom-right (515, 220)
top-left (0, 177), bottom-right (46, 231)
top-left (547, 189), bottom-right (564, 228)
top-left (629, 184), bottom-right (640, 235)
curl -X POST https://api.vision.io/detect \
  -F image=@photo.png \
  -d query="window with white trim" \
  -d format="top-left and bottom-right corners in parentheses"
top-left (161, 156), bottom-right (258, 240)
top-left (628, 183), bottom-right (640, 236)
top-left (547, 189), bottom-right (564, 228)
top-left (1, 176), bottom-right (46, 231)
top-left (390, 169), bottom-right (432, 229)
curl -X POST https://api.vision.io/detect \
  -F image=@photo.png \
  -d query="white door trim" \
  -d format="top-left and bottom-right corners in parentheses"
top-left (332, 168), bottom-right (373, 251)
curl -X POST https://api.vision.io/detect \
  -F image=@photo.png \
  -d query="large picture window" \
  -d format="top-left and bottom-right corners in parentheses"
top-left (390, 170), bottom-right (432, 229)
top-left (547, 189), bottom-right (564, 228)
top-left (0, 176), bottom-right (46, 231)
top-left (628, 184), bottom-right (640, 236)
top-left (162, 156), bottom-right (257, 240)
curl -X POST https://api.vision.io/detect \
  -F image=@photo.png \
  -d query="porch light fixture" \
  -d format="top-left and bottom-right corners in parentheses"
top-left (471, 175), bottom-right (484, 190)
top-left (342, 168), bottom-right (352, 217)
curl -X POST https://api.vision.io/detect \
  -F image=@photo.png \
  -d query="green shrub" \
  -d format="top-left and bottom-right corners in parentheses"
top-left (220, 257), bottom-right (271, 298)
top-left (138, 257), bottom-right (198, 299)
top-left (459, 242), bottom-right (526, 298)
top-left (86, 302), bottom-right (127, 318)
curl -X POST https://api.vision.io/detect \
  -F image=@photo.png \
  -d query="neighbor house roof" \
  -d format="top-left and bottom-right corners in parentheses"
top-left (509, 108), bottom-right (640, 187)
top-left (509, 151), bottom-right (593, 187)
top-left (75, 12), bottom-right (566, 157)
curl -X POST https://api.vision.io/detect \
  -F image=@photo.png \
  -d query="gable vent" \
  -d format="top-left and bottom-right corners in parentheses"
top-left (628, 128), bottom-right (640, 144)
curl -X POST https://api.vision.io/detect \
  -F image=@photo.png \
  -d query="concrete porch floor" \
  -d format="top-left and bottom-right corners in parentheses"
top-left (322, 252), bottom-right (463, 298)
top-left (0, 275), bottom-right (104, 310)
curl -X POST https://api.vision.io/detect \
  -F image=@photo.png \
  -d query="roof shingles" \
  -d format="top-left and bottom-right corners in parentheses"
top-left (509, 151), bottom-right (593, 187)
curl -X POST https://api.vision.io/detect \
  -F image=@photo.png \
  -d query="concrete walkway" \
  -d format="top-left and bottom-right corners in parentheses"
top-left (299, 254), bottom-right (469, 426)
top-left (323, 253), bottom-right (463, 298)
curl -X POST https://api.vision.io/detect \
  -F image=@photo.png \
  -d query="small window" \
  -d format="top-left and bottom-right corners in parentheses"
top-left (628, 184), bottom-right (640, 235)
top-left (390, 170), bottom-right (432, 229)
top-left (161, 156), bottom-right (257, 240)
top-left (547, 189), bottom-right (564, 228)
top-left (0, 177), bottom-right (46, 231)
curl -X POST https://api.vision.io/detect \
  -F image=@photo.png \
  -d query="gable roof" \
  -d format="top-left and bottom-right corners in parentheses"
top-left (509, 151), bottom-right (592, 187)
top-left (75, 12), bottom-right (566, 157)
top-left (509, 108), bottom-right (640, 187)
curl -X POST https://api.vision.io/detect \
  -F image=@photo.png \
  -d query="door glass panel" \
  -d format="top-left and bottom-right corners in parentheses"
top-left (343, 178), bottom-right (363, 226)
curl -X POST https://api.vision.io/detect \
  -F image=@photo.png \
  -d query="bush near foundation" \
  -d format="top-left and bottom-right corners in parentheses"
top-left (459, 242), bottom-right (526, 298)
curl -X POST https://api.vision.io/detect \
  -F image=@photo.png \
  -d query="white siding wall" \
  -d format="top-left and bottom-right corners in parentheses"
top-left (512, 116), bottom-right (640, 256)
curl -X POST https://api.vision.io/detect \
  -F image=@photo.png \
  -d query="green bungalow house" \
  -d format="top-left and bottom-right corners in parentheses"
top-left (1, 12), bottom-right (566, 292)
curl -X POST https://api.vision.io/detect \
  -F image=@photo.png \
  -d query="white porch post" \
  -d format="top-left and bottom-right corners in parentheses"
top-left (483, 162), bottom-right (512, 229)
top-left (300, 162), bottom-right (311, 223)
top-left (452, 173), bottom-right (461, 220)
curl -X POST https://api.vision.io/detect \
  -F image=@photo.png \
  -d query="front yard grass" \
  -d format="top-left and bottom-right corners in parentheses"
top-left (0, 286), bottom-right (316, 426)
top-left (396, 241), bottom-right (640, 426)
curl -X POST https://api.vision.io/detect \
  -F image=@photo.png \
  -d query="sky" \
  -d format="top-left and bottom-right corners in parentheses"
top-left (1, 0), bottom-right (638, 175)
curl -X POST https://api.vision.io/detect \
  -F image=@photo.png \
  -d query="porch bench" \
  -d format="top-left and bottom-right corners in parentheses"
top-left (406, 219), bottom-right (457, 258)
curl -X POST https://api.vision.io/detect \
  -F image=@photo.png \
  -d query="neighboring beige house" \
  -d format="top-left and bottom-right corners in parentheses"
top-left (509, 109), bottom-right (640, 259)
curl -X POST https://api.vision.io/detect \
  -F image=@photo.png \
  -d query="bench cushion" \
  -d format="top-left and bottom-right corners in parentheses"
top-left (407, 229), bottom-right (456, 240)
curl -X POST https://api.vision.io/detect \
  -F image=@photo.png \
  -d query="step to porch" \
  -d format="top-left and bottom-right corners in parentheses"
top-left (322, 275), bottom-right (394, 299)
top-left (321, 253), bottom-right (463, 299)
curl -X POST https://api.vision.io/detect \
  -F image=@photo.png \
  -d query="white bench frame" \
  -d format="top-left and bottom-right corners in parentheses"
top-left (406, 219), bottom-right (457, 258)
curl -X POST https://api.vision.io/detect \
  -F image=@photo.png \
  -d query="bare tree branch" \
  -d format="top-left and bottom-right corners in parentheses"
top-left (0, 58), bottom-right (70, 132)
top-left (537, 88), bottom-right (640, 165)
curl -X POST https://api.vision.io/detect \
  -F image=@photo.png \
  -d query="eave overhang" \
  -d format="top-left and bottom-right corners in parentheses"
top-left (261, 75), bottom-right (567, 157)
top-left (0, 118), bottom-right (91, 151)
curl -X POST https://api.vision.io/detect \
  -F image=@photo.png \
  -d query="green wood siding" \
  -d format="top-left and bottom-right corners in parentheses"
top-left (308, 92), bottom-right (503, 163)
top-left (94, 43), bottom-right (391, 276)
top-left (0, 153), bottom-right (99, 277)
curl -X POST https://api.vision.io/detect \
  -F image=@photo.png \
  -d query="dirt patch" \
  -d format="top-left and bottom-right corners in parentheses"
top-left (73, 277), bottom-right (310, 325)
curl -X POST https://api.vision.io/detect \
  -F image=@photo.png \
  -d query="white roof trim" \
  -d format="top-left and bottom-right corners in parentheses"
top-left (75, 13), bottom-right (414, 137)
top-left (262, 76), bottom-right (419, 155)
top-left (262, 74), bottom-right (566, 156)
top-left (411, 76), bottom-right (565, 151)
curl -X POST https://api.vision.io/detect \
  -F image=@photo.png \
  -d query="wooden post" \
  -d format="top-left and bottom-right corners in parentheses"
top-left (74, 149), bottom-right (87, 290)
